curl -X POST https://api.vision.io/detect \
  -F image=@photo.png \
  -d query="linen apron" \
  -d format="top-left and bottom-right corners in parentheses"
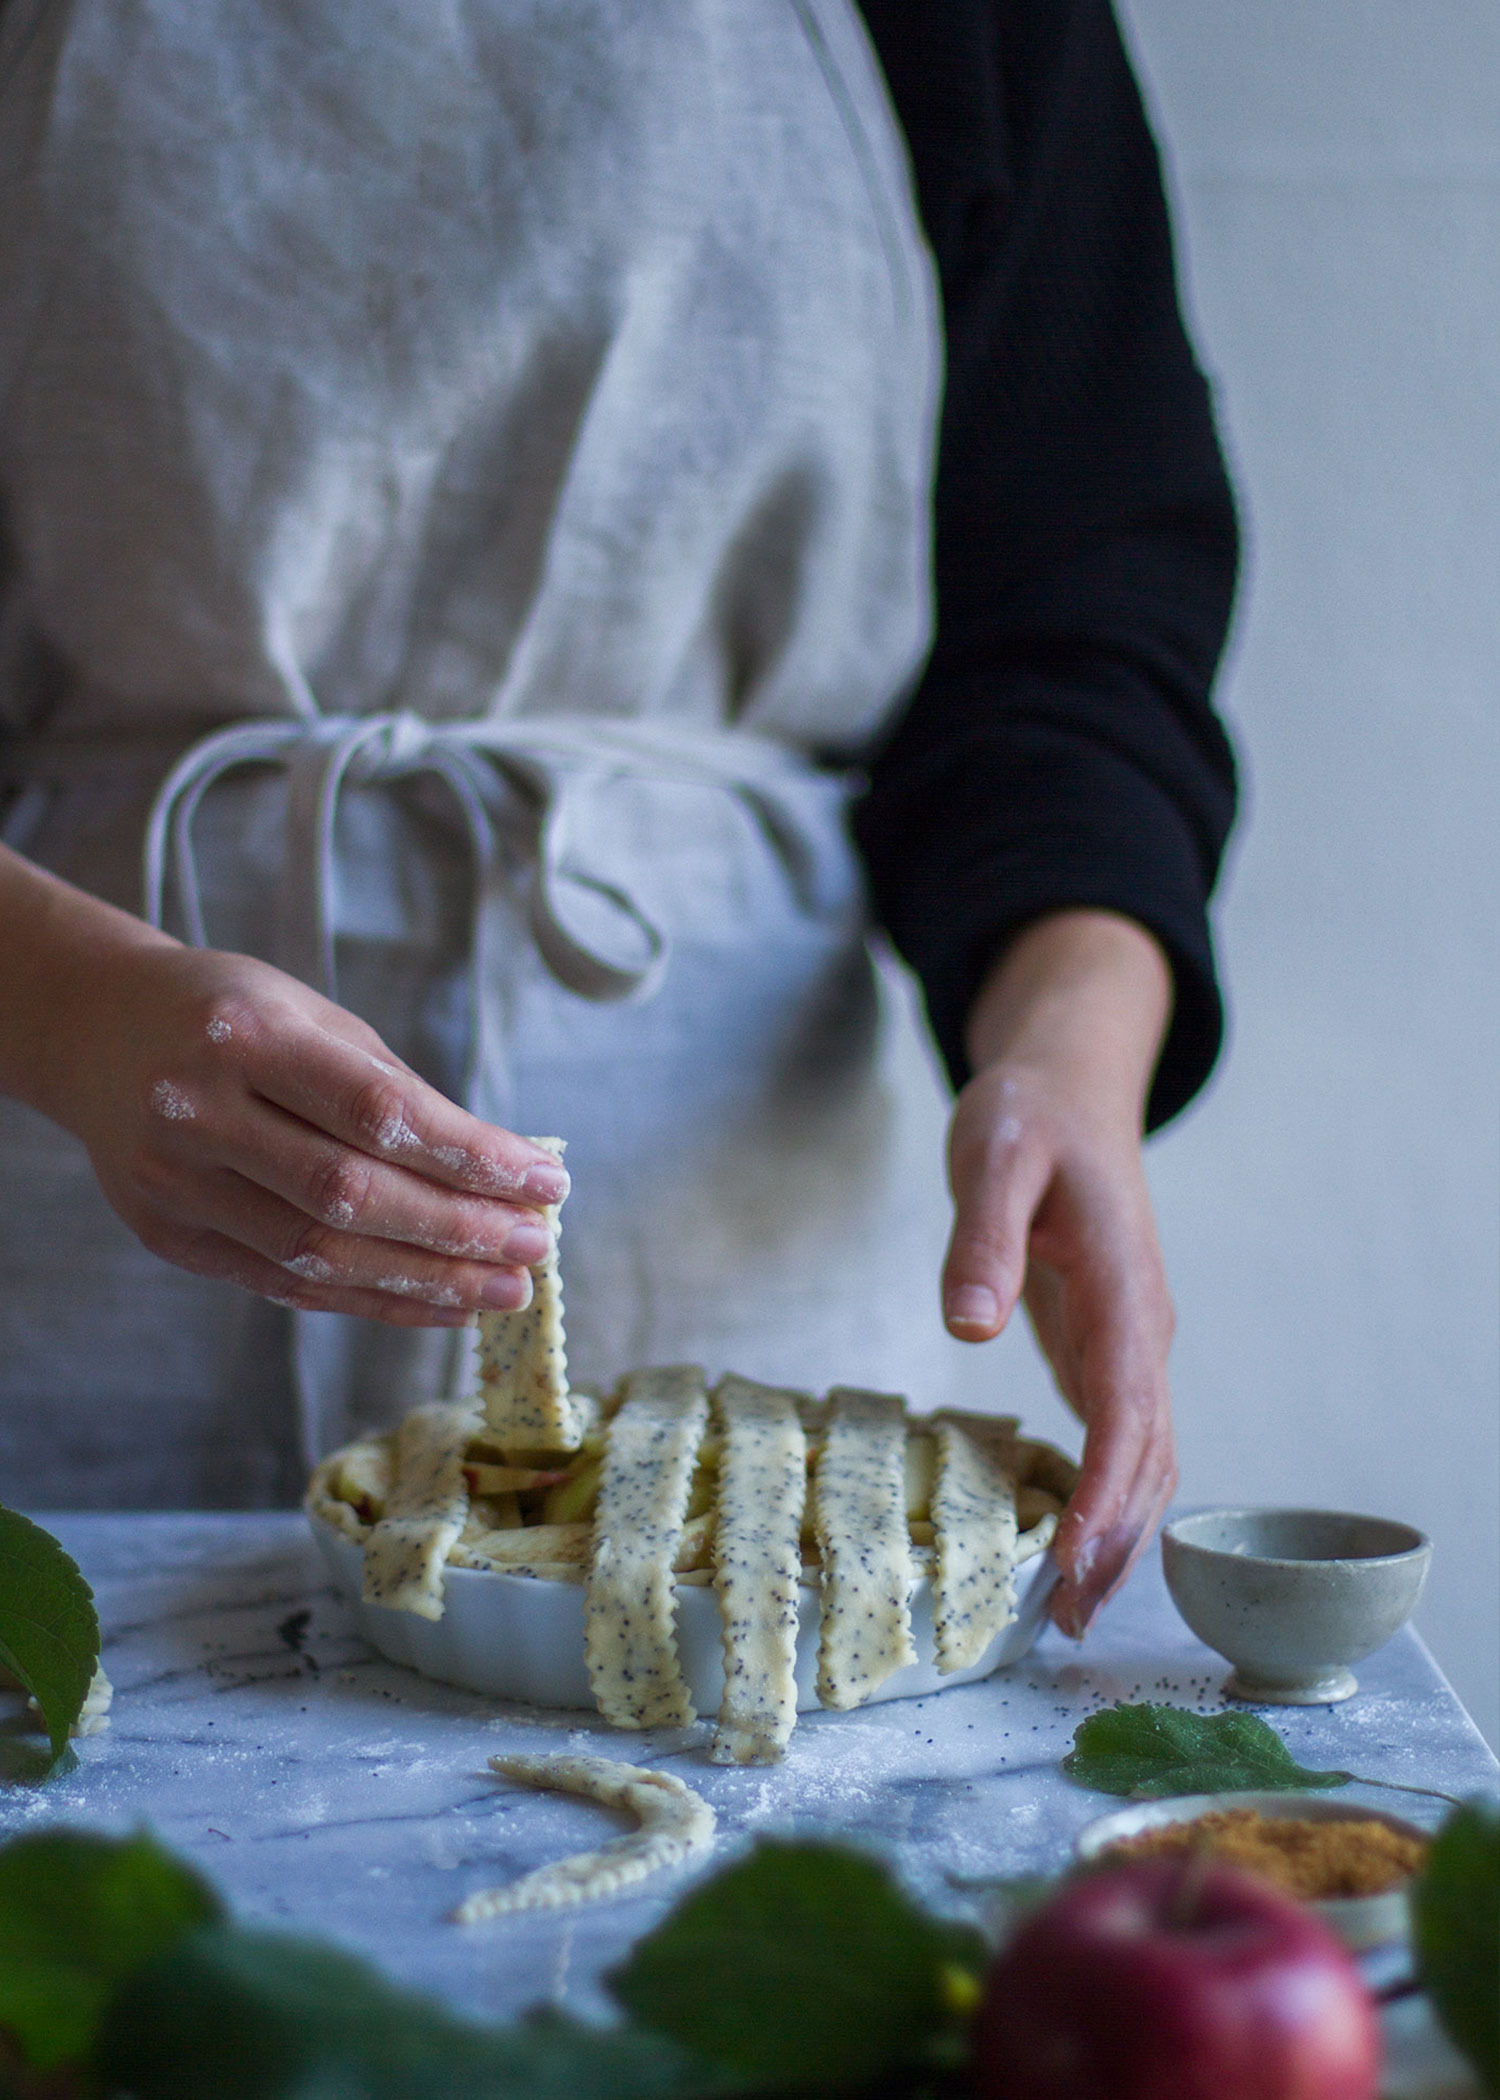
top-left (0, 0), bottom-right (961, 1507)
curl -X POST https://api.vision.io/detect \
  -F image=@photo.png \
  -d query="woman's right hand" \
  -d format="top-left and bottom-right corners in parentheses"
top-left (0, 845), bottom-right (566, 1325)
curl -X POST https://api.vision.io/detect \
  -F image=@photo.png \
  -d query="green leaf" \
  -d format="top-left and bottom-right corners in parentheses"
top-left (0, 1506), bottom-right (100, 1765)
top-left (1062, 1704), bottom-right (1353, 1799)
top-left (610, 1839), bottom-right (987, 2091)
top-left (0, 1828), bottom-right (221, 2070)
top-left (1412, 1797), bottom-right (1500, 2097)
top-left (97, 1926), bottom-right (735, 2100)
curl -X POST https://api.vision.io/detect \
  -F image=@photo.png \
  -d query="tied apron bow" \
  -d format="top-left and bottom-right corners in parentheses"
top-left (144, 712), bottom-right (672, 1086)
top-left (139, 710), bottom-right (855, 1462)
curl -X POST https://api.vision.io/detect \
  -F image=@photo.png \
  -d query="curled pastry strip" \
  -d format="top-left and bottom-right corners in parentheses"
top-left (451, 1753), bottom-right (715, 1920)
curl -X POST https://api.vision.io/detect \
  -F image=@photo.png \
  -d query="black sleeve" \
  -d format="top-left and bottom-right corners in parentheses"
top-left (850, 0), bottom-right (1240, 1130)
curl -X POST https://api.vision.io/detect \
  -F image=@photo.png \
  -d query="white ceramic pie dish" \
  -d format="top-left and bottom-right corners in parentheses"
top-left (310, 1505), bottom-right (1061, 1714)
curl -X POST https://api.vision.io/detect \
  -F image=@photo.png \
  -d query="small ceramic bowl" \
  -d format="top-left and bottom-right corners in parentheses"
top-left (1162, 1508), bottom-right (1432, 1704)
top-left (1075, 1792), bottom-right (1429, 1952)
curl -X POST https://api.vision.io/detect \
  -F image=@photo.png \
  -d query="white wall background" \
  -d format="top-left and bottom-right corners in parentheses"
top-left (930, 0), bottom-right (1499, 1747)
top-left (1123, 0), bottom-right (1500, 1751)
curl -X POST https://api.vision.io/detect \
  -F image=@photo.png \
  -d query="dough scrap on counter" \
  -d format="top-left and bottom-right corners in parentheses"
top-left (585, 1366), bottom-right (708, 1728)
top-left (72, 1664), bottom-right (113, 1738)
top-left (930, 1416), bottom-right (1021, 1673)
top-left (814, 1388), bottom-right (916, 1709)
top-left (452, 1753), bottom-right (715, 1920)
top-left (361, 1401), bottom-right (477, 1619)
top-left (476, 1137), bottom-right (579, 1452)
top-left (709, 1374), bottom-right (807, 1765)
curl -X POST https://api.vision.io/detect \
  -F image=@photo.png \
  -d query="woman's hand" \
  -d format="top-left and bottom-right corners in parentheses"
top-left (0, 845), bottom-right (566, 1325)
top-left (942, 909), bottom-right (1177, 1637)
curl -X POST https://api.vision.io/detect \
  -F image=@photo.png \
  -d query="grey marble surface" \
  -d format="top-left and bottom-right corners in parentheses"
top-left (2, 1515), bottom-right (1495, 2079)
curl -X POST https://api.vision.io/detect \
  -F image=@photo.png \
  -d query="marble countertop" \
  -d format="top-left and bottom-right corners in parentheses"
top-left (3, 1514), bottom-right (1495, 2090)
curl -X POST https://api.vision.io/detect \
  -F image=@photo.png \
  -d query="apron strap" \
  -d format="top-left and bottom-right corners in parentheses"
top-left (142, 712), bottom-right (674, 1024)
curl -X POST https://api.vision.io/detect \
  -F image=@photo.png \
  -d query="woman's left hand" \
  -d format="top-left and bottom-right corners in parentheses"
top-left (941, 909), bottom-right (1179, 1638)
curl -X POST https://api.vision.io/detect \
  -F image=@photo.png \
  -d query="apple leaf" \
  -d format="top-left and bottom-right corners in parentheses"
top-left (1062, 1704), bottom-right (1353, 1798)
top-left (97, 1925), bottom-right (734, 2100)
top-left (0, 1506), bottom-right (100, 1765)
top-left (1411, 1797), bottom-right (1500, 2097)
top-left (610, 1838), bottom-right (986, 2090)
top-left (0, 1828), bottom-right (221, 2070)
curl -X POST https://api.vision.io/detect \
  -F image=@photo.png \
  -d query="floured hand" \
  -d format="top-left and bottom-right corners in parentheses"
top-left (0, 845), bottom-right (567, 1325)
top-left (942, 909), bottom-right (1177, 1639)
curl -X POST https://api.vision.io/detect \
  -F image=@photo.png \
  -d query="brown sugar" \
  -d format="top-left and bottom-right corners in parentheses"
top-left (1106, 1808), bottom-right (1428, 1900)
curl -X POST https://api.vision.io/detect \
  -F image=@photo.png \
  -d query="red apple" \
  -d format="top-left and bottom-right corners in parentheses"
top-left (970, 1857), bottom-right (1380, 2100)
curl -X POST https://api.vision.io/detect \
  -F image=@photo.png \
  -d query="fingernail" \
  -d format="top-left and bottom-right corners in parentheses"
top-left (478, 1269), bottom-right (532, 1311)
top-left (500, 1223), bottom-right (551, 1266)
top-left (946, 1284), bottom-right (999, 1333)
top-left (522, 1164), bottom-right (570, 1204)
top-left (1052, 1594), bottom-right (1087, 1641)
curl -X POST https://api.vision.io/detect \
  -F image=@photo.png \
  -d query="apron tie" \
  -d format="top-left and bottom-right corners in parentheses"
top-left (142, 713), bottom-right (675, 1054)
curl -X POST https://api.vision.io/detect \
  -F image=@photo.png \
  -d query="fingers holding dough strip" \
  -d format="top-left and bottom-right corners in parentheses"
top-left (585, 1365), bottom-right (709, 1727)
top-left (453, 1754), bottom-right (715, 1920)
top-left (710, 1374), bottom-right (807, 1766)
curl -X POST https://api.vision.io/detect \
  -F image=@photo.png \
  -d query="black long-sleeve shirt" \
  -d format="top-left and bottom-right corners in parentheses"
top-left (851, 0), bottom-right (1240, 1129)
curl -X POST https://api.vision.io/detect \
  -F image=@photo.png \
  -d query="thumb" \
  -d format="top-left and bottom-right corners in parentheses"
top-left (941, 1105), bottom-right (1052, 1342)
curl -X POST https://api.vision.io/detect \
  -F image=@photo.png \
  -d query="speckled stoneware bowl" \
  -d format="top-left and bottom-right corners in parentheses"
top-left (310, 1509), bottom-right (1060, 1713)
top-left (1162, 1508), bottom-right (1432, 1705)
top-left (1074, 1792), bottom-right (1429, 1952)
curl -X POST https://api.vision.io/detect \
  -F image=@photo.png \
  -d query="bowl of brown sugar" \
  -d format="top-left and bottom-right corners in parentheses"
top-left (1074, 1792), bottom-right (1431, 1950)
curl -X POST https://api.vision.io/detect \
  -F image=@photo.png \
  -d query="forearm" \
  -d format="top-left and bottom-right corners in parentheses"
top-left (853, 0), bottom-right (1237, 1130)
top-left (0, 842), bottom-right (177, 1125)
top-left (964, 908), bottom-right (1173, 1129)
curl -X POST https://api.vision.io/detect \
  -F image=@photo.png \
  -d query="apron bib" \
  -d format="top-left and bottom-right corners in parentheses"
top-left (0, 0), bottom-right (961, 1503)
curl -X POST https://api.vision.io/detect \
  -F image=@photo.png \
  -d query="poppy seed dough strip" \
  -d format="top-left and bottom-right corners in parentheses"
top-left (476, 1137), bottom-right (579, 1451)
top-left (814, 1388), bottom-right (916, 1709)
top-left (585, 1365), bottom-right (709, 1727)
top-left (709, 1374), bottom-right (807, 1765)
top-left (930, 1416), bottom-right (1020, 1672)
top-left (452, 1755), bottom-right (716, 1920)
top-left (361, 1400), bottom-right (478, 1619)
